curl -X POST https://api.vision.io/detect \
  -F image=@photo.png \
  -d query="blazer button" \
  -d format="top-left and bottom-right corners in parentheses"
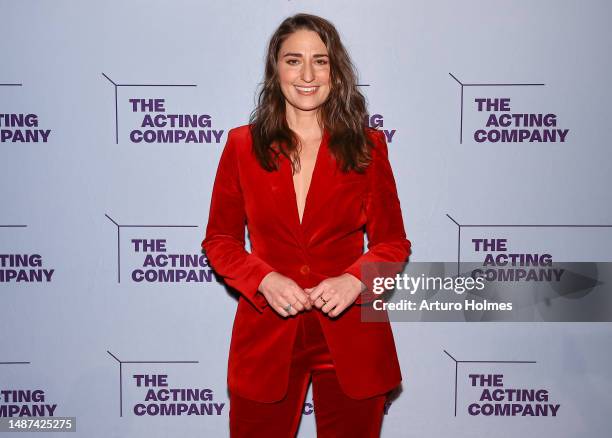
top-left (300, 264), bottom-right (310, 275)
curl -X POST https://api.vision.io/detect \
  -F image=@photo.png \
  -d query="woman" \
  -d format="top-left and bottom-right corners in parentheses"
top-left (202, 13), bottom-right (411, 437)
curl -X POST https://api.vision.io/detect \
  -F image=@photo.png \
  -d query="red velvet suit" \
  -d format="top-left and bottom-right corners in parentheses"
top-left (202, 124), bottom-right (411, 403)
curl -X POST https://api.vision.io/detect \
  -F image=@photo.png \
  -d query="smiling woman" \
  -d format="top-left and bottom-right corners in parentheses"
top-left (201, 12), bottom-right (411, 438)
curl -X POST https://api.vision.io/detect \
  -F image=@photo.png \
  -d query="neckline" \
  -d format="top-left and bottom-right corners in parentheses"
top-left (289, 129), bottom-right (328, 227)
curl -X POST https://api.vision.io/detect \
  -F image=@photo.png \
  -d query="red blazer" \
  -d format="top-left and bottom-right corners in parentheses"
top-left (202, 124), bottom-right (411, 403)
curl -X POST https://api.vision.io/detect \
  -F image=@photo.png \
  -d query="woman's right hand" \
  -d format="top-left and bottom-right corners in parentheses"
top-left (258, 272), bottom-right (312, 317)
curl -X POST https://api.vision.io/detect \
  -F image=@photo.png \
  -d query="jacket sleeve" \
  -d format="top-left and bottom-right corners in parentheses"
top-left (201, 128), bottom-right (276, 313)
top-left (342, 130), bottom-right (412, 305)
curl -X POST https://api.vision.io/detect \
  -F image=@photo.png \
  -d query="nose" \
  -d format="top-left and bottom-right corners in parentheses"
top-left (301, 59), bottom-right (315, 83)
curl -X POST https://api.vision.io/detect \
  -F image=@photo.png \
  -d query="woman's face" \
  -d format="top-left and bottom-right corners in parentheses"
top-left (276, 29), bottom-right (331, 115)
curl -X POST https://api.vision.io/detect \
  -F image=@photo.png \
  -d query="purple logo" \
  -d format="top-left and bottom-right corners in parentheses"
top-left (0, 254), bottom-right (54, 283)
top-left (365, 113), bottom-right (396, 143)
top-left (0, 389), bottom-right (57, 417)
top-left (467, 374), bottom-right (560, 417)
top-left (132, 374), bottom-right (224, 416)
top-left (471, 238), bottom-right (564, 282)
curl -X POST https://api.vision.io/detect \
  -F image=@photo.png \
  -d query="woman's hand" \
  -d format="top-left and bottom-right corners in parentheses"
top-left (305, 273), bottom-right (365, 318)
top-left (258, 271), bottom-right (313, 317)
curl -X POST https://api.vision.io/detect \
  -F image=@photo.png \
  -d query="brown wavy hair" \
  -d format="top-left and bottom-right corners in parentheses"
top-left (248, 13), bottom-right (376, 174)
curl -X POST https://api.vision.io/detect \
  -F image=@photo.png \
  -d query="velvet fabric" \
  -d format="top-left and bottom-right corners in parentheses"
top-left (202, 124), bottom-right (411, 403)
top-left (229, 309), bottom-right (387, 437)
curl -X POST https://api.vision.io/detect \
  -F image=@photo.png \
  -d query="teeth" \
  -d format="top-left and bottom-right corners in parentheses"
top-left (295, 86), bottom-right (317, 92)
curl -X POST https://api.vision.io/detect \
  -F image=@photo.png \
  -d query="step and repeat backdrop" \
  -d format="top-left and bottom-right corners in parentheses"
top-left (2, 0), bottom-right (611, 437)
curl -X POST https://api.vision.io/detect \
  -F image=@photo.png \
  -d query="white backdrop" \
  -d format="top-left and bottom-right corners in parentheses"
top-left (1, 0), bottom-right (611, 436)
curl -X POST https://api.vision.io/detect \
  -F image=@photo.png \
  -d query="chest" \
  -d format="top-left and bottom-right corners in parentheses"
top-left (238, 140), bottom-right (370, 237)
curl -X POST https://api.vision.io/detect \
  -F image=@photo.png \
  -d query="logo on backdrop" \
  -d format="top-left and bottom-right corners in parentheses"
top-left (0, 362), bottom-right (61, 417)
top-left (365, 113), bottom-right (396, 143)
top-left (131, 374), bottom-right (224, 417)
top-left (0, 254), bottom-right (54, 283)
top-left (127, 98), bottom-right (221, 144)
top-left (449, 73), bottom-right (570, 144)
top-left (0, 389), bottom-right (58, 417)
top-left (105, 214), bottom-right (213, 285)
top-left (465, 373), bottom-right (560, 417)
top-left (0, 83), bottom-right (52, 143)
top-left (130, 238), bottom-right (209, 283)
top-left (0, 224), bottom-right (54, 283)
top-left (472, 98), bottom-right (568, 143)
top-left (445, 213), bottom-right (607, 281)
top-left (102, 73), bottom-right (225, 145)
top-left (107, 352), bottom-right (224, 417)
top-left (470, 238), bottom-right (564, 282)
top-left (445, 350), bottom-right (560, 417)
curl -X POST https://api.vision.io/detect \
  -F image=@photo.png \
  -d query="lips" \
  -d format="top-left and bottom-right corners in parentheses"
top-left (294, 85), bottom-right (319, 95)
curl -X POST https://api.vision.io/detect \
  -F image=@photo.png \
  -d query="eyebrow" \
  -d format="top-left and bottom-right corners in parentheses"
top-left (282, 52), bottom-right (329, 58)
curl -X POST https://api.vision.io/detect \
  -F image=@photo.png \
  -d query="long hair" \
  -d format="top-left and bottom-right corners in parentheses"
top-left (248, 13), bottom-right (376, 174)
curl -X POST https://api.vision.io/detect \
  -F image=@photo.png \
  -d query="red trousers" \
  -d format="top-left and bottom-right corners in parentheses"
top-left (229, 309), bottom-right (388, 437)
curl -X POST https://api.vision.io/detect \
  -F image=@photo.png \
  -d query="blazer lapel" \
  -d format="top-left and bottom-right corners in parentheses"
top-left (268, 154), bottom-right (302, 246)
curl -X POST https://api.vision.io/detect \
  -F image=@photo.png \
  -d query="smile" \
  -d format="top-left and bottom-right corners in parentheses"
top-left (294, 85), bottom-right (319, 95)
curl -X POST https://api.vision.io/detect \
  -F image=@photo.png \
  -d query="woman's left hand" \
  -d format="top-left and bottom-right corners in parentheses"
top-left (305, 273), bottom-right (365, 317)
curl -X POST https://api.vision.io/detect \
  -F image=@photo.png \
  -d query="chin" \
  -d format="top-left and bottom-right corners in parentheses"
top-left (288, 96), bottom-right (328, 112)
top-left (296, 103), bottom-right (324, 111)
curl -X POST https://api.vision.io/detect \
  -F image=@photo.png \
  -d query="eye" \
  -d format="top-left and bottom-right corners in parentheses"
top-left (316, 59), bottom-right (329, 65)
top-left (286, 59), bottom-right (299, 65)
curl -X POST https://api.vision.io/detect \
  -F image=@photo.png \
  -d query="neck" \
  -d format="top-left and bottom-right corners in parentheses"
top-left (285, 103), bottom-right (323, 140)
